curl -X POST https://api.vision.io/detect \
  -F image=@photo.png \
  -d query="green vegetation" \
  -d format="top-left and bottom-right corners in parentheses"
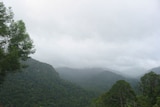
top-left (95, 71), bottom-right (160, 107)
top-left (0, 2), bottom-right (34, 83)
top-left (0, 59), bottom-right (95, 107)
top-left (57, 67), bottom-right (139, 94)
top-left (1, 63), bottom-right (160, 107)
top-left (137, 71), bottom-right (160, 107)
top-left (1, 2), bottom-right (160, 107)
top-left (95, 80), bottom-right (136, 107)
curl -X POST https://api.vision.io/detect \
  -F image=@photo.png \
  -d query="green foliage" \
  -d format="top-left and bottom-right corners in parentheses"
top-left (0, 59), bottom-right (95, 107)
top-left (140, 71), bottom-right (160, 105)
top-left (136, 95), bottom-right (151, 107)
top-left (153, 97), bottom-right (160, 107)
top-left (8, 20), bottom-right (34, 60)
top-left (95, 80), bottom-right (136, 107)
top-left (0, 2), bottom-right (13, 36)
top-left (0, 2), bottom-right (34, 79)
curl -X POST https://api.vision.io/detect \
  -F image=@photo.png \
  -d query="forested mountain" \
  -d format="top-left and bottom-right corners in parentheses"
top-left (0, 59), bottom-right (159, 107)
top-left (95, 72), bottom-right (160, 107)
top-left (56, 67), bottom-right (138, 94)
top-left (56, 67), bottom-right (105, 83)
top-left (0, 59), bottom-right (95, 107)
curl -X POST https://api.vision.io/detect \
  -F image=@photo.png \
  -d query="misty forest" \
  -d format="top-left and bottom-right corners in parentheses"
top-left (1, 1), bottom-right (160, 107)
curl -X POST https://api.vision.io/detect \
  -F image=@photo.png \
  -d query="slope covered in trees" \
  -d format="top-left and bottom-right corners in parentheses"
top-left (56, 67), bottom-right (138, 94)
top-left (0, 59), bottom-right (95, 107)
top-left (95, 71), bottom-right (160, 107)
top-left (95, 80), bottom-right (136, 107)
top-left (1, 2), bottom-right (160, 107)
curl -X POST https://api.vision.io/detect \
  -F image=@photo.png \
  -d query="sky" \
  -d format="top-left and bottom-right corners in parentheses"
top-left (2, 0), bottom-right (160, 76)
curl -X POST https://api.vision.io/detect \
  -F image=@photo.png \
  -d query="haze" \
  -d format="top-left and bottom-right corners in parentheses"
top-left (2, 0), bottom-right (160, 76)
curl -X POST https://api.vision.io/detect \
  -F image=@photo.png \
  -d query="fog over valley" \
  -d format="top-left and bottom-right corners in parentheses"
top-left (2, 0), bottom-right (160, 77)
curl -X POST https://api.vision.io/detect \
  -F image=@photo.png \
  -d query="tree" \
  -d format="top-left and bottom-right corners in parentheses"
top-left (140, 71), bottom-right (160, 105)
top-left (95, 80), bottom-right (136, 107)
top-left (0, 2), bottom-right (35, 82)
top-left (136, 95), bottom-right (151, 107)
top-left (153, 97), bottom-right (160, 107)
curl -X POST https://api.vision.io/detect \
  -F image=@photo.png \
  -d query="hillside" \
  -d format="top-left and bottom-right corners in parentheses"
top-left (56, 67), bottom-right (138, 94)
top-left (0, 59), bottom-right (95, 107)
top-left (56, 67), bottom-right (104, 83)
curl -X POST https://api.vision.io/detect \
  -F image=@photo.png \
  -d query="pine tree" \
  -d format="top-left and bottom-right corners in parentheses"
top-left (0, 2), bottom-right (35, 83)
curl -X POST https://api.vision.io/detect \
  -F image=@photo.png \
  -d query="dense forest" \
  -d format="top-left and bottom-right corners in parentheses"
top-left (1, 1), bottom-right (160, 107)
top-left (1, 59), bottom-right (160, 107)
top-left (0, 59), bottom-right (95, 107)
top-left (94, 71), bottom-right (160, 107)
top-left (56, 67), bottom-right (138, 94)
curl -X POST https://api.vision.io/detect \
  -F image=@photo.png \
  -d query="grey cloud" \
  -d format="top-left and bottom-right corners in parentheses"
top-left (2, 0), bottom-right (160, 76)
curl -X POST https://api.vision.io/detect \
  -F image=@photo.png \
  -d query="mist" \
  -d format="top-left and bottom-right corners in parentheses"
top-left (2, 0), bottom-right (160, 76)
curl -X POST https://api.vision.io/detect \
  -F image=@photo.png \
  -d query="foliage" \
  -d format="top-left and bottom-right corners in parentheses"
top-left (153, 97), bottom-right (160, 107)
top-left (95, 80), bottom-right (136, 107)
top-left (136, 95), bottom-right (151, 107)
top-left (139, 71), bottom-right (160, 105)
top-left (94, 71), bottom-right (160, 107)
top-left (0, 2), bottom-right (34, 81)
top-left (0, 59), bottom-right (95, 107)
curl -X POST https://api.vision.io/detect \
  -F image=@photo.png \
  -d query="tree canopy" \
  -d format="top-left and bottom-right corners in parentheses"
top-left (138, 71), bottom-right (160, 106)
top-left (0, 59), bottom-right (95, 107)
top-left (0, 2), bottom-right (34, 81)
top-left (95, 80), bottom-right (136, 107)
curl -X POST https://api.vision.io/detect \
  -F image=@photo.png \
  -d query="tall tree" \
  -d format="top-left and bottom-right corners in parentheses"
top-left (95, 80), bottom-right (136, 107)
top-left (140, 71), bottom-right (160, 105)
top-left (0, 2), bottom-right (34, 82)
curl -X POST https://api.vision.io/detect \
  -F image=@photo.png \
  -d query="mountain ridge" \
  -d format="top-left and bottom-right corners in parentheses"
top-left (0, 58), bottom-right (94, 107)
top-left (56, 67), bottom-right (138, 94)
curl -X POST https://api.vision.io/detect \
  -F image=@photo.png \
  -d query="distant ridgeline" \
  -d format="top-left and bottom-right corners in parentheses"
top-left (56, 67), bottom-right (139, 94)
top-left (1, 58), bottom-right (160, 107)
top-left (0, 59), bottom-right (95, 107)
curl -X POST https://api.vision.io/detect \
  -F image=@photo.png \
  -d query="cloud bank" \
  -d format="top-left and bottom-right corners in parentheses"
top-left (2, 0), bottom-right (160, 75)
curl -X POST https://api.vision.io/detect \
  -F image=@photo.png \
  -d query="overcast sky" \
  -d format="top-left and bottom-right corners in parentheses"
top-left (2, 0), bottom-right (160, 76)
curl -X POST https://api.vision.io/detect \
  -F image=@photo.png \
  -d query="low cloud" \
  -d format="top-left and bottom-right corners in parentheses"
top-left (2, 0), bottom-right (160, 75)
